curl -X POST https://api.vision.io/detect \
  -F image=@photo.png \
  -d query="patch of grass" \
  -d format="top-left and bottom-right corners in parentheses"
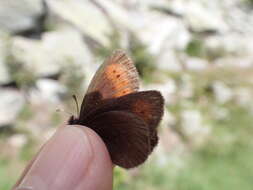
top-left (186, 38), bottom-right (205, 58)
top-left (113, 167), bottom-right (129, 189)
top-left (0, 159), bottom-right (16, 190)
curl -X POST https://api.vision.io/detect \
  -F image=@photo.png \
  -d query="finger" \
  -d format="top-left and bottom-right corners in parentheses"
top-left (13, 125), bottom-right (113, 190)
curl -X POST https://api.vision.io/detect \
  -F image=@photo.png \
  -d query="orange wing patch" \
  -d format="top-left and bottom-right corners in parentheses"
top-left (86, 50), bottom-right (139, 100)
top-left (132, 99), bottom-right (153, 123)
top-left (105, 64), bottom-right (134, 97)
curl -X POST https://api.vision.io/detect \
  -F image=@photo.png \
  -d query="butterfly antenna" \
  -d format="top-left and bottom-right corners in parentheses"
top-left (72, 95), bottom-right (80, 116)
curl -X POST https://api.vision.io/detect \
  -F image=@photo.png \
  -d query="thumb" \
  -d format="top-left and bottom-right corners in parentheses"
top-left (13, 125), bottom-right (113, 190)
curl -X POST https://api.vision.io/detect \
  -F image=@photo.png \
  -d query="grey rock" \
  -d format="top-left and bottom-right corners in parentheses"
top-left (184, 57), bottom-right (209, 71)
top-left (222, 0), bottom-right (253, 34)
top-left (143, 79), bottom-right (177, 105)
top-left (93, 0), bottom-right (135, 30)
top-left (11, 27), bottom-right (94, 77)
top-left (215, 56), bottom-right (253, 68)
top-left (185, 1), bottom-right (228, 33)
top-left (31, 79), bottom-right (67, 104)
top-left (178, 74), bottom-right (194, 99)
top-left (8, 134), bottom-right (27, 148)
top-left (157, 50), bottom-right (183, 72)
top-left (205, 35), bottom-right (253, 57)
top-left (181, 109), bottom-right (210, 146)
top-left (0, 0), bottom-right (44, 33)
top-left (212, 81), bottom-right (233, 104)
top-left (46, 0), bottom-right (113, 46)
top-left (135, 12), bottom-right (190, 55)
top-left (0, 88), bottom-right (25, 126)
top-left (166, 0), bottom-right (187, 16)
top-left (210, 106), bottom-right (229, 121)
top-left (161, 109), bottom-right (177, 128)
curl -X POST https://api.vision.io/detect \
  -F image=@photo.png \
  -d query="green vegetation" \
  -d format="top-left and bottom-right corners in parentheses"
top-left (245, 0), bottom-right (253, 6)
top-left (0, 160), bottom-right (16, 190)
top-left (186, 38), bottom-right (205, 58)
top-left (185, 37), bottom-right (226, 60)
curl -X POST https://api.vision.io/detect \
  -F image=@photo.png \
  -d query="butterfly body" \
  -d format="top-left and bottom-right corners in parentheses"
top-left (68, 50), bottom-right (164, 169)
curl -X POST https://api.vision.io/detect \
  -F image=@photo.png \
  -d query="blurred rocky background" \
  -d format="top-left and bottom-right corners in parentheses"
top-left (1, 0), bottom-right (253, 189)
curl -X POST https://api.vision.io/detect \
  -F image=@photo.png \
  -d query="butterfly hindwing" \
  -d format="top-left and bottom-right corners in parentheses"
top-left (86, 111), bottom-right (150, 168)
top-left (80, 90), bottom-right (164, 131)
top-left (76, 90), bottom-right (164, 155)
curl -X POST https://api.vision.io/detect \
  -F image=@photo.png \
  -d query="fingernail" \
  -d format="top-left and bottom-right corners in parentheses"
top-left (16, 126), bottom-right (93, 190)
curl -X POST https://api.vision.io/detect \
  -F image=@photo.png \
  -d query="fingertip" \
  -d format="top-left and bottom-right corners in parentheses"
top-left (72, 125), bottom-right (113, 190)
top-left (15, 125), bottom-right (113, 190)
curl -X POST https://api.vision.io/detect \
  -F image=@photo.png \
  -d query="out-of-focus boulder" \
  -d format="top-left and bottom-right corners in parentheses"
top-left (11, 28), bottom-right (94, 77)
top-left (46, 0), bottom-right (113, 46)
top-left (0, 0), bottom-right (44, 33)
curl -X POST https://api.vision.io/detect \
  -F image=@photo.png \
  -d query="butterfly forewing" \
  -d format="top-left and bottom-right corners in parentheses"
top-left (80, 50), bottom-right (139, 116)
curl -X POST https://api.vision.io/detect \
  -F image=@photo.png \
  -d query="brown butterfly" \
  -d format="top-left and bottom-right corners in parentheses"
top-left (69, 50), bottom-right (164, 169)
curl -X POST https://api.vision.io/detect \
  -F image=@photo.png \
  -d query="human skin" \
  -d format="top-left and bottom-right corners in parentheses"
top-left (13, 125), bottom-right (113, 190)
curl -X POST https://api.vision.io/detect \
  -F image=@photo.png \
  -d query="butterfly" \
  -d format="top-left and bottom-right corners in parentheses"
top-left (68, 50), bottom-right (164, 169)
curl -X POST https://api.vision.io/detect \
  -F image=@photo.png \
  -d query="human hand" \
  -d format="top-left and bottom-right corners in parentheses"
top-left (13, 125), bottom-right (113, 190)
